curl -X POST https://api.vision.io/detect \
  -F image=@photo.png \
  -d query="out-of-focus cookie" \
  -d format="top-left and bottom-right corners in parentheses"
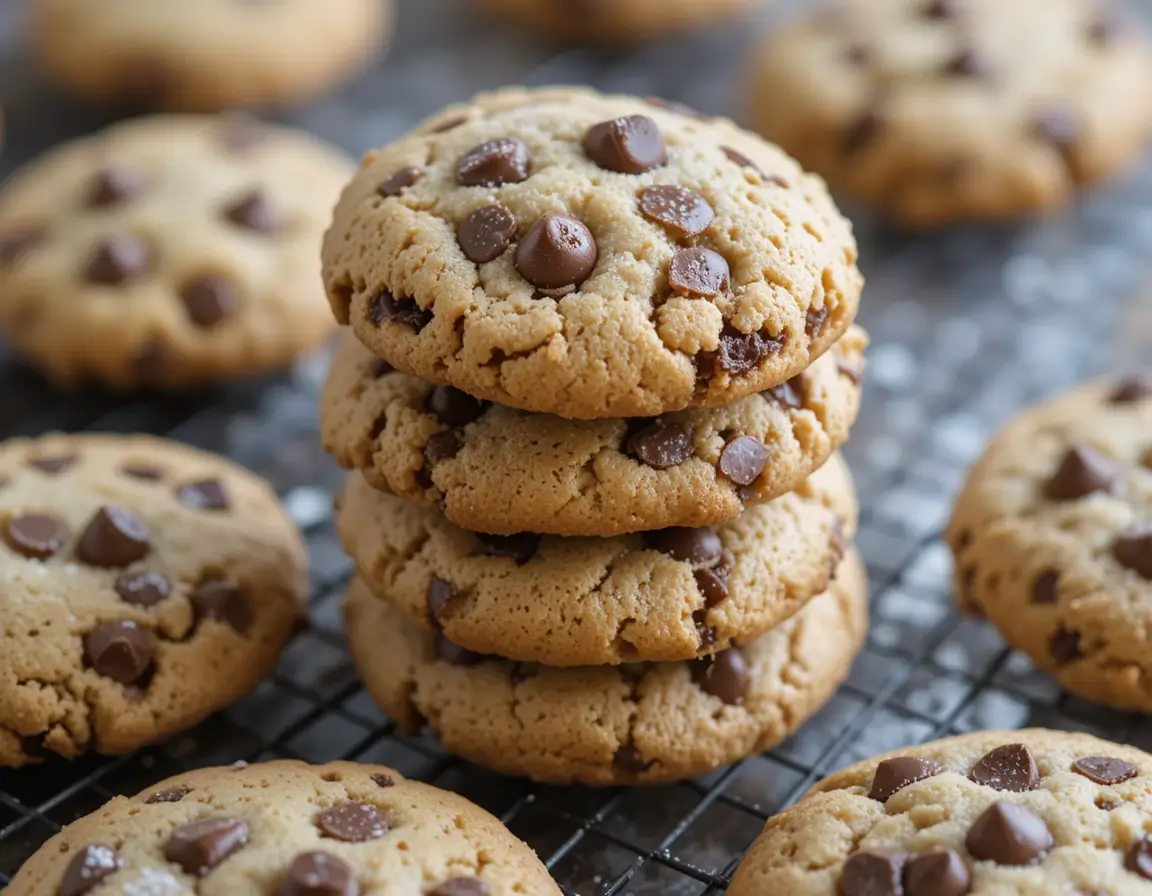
top-left (0, 434), bottom-right (308, 767)
top-left (345, 551), bottom-right (867, 786)
top-left (7, 759), bottom-right (562, 895)
top-left (31, 0), bottom-right (391, 112)
top-left (0, 114), bottom-right (353, 389)
top-left (750, 0), bottom-right (1152, 225)
top-left (479, 0), bottom-right (752, 42)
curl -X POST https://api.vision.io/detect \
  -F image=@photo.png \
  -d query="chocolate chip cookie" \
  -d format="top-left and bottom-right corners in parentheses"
top-left (479, 0), bottom-right (751, 42)
top-left (729, 729), bottom-right (1152, 895)
top-left (0, 434), bottom-right (308, 767)
top-left (749, 0), bottom-right (1152, 225)
top-left (0, 114), bottom-right (353, 389)
top-left (336, 452), bottom-right (856, 666)
top-left (345, 550), bottom-right (867, 786)
top-left (948, 374), bottom-right (1152, 711)
top-left (7, 759), bottom-right (561, 895)
top-left (321, 326), bottom-right (866, 536)
top-left (31, 0), bottom-right (391, 112)
top-left (322, 86), bottom-right (863, 419)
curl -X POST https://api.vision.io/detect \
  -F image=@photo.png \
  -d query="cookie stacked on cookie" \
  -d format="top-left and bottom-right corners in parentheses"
top-left (319, 86), bottom-right (869, 784)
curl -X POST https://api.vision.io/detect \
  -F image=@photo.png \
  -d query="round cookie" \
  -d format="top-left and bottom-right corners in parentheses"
top-left (480, 0), bottom-right (751, 42)
top-left (345, 550), bottom-right (867, 786)
top-left (321, 326), bottom-right (867, 536)
top-left (322, 86), bottom-right (863, 420)
top-left (31, 0), bottom-right (390, 112)
top-left (729, 729), bottom-right (1152, 894)
top-left (749, 0), bottom-right (1152, 225)
top-left (336, 452), bottom-right (856, 667)
top-left (7, 759), bottom-right (562, 895)
top-left (0, 114), bottom-right (354, 389)
top-left (948, 374), bottom-right (1152, 711)
top-left (0, 433), bottom-right (308, 767)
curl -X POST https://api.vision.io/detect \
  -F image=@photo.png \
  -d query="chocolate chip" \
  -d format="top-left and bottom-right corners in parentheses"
top-left (86, 166), bottom-right (147, 209)
top-left (970, 743), bottom-right (1040, 792)
top-left (721, 146), bottom-right (765, 178)
top-left (84, 234), bottom-right (150, 284)
top-left (368, 291), bottom-right (433, 331)
top-left (1044, 445), bottom-right (1116, 500)
top-left (436, 634), bottom-right (484, 666)
top-left (429, 878), bottom-right (491, 896)
top-left (115, 571), bottom-right (170, 607)
top-left (613, 743), bottom-right (649, 775)
top-left (515, 213), bottom-right (598, 292)
top-left (691, 649), bottom-right (749, 704)
top-left (1031, 570), bottom-right (1059, 604)
top-left (177, 478), bottom-right (229, 511)
top-left (145, 786), bottom-right (190, 804)
top-left (121, 463), bottom-right (165, 481)
top-left (378, 167), bottom-right (423, 197)
top-left (770, 373), bottom-right (808, 410)
top-left (224, 190), bottom-right (278, 233)
top-left (945, 47), bottom-right (993, 79)
top-left (314, 802), bottom-right (388, 842)
top-left (132, 340), bottom-right (170, 376)
top-left (646, 96), bottom-right (707, 119)
top-left (646, 527), bottom-right (723, 565)
top-left (84, 621), bottom-right (155, 685)
top-left (627, 421), bottom-right (692, 469)
top-left (924, 0), bottom-right (967, 17)
top-left (836, 356), bottom-right (865, 386)
top-left (965, 801), bottom-right (1052, 866)
top-left (476, 533), bottom-right (541, 565)
top-left (638, 185), bottom-right (714, 238)
top-left (1073, 755), bottom-right (1138, 785)
top-left (844, 43), bottom-right (871, 66)
top-left (458, 204), bottom-right (518, 264)
top-left (1050, 625), bottom-right (1083, 664)
top-left (718, 436), bottom-right (769, 487)
top-left (191, 579), bottom-right (252, 634)
top-left (457, 138), bottom-right (531, 187)
top-left (668, 248), bottom-right (730, 298)
top-left (1115, 524), bottom-right (1152, 579)
top-left (76, 506), bottom-right (150, 568)
top-left (1127, 837), bottom-right (1152, 879)
top-left (840, 849), bottom-right (906, 896)
top-left (1111, 373), bottom-right (1152, 403)
top-left (698, 324), bottom-right (785, 380)
top-left (583, 115), bottom-right (667, 174)
top-left (280, 851), bottom-right (358, 896)
top-left (180, 274), bottom-right (238, 328)
top-left (371, 773), bottom-right (395, 788)
top-left (427, 386), bottom-right (487, 427)
top-left (806, 306), bottom-right (829, 340)
top-left (1089, 11), bottom-right (1120, 45)
top-left (369, 359), bottom-right (393, 378)
top-left (426, 577), bottom-right (456, 626)
top-left (0, 227), bottom-right (46, 267)
top-left (430, 114), bottom-right (469, 134)
top-left (59, 845), bottom-right (122, 896)
top-left (844, 103), bottom-right (885, 154)
top-left (165, 818), bottom-right (249, 875)
top-left (1034, 106), bottom-right (1078, 157)
top-left (868, 756), bottom-right (942, 801)
top-left (902, 848), bottom-right (970, 896)
top-left (28, 454), bottom-right (77, 474)
top-left (425, 430), bottom-right (462, 466)
top-left (694, 557), bottom-right (732, 606)
top-left (5, 514), bottom-right (69, 560)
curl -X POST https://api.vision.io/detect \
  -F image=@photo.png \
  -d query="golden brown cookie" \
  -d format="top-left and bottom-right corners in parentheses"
top-left (480, 0), bottom-right (752, 42)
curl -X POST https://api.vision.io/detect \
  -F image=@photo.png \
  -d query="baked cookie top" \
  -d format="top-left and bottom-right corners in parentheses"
top-left (479, 0), bottom-right (751, 42)
top-left (322, 86), bottom-right (863, 419)
top-left (7, 759), bottom-right (562, 896)
top-left (729, 729), bottom-right (1152, 895)
top-left (750, 0), bottom-right (1152, 225)
top-left (0, 434), bottom-right (308, 767)
top-left (948, 373), bottom-right (1152, 710)
top-left (0, 114), bottom-right (353, 388)
top-left (345, 550), bottom-right (867, 787)
top-left (321, 326), bottom-right (866, 536)
top-left (336, 453), bottom-right (856, 666)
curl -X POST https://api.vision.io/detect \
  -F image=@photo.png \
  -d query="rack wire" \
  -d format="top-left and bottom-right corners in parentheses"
top-left (2, 1), bottom-right (1152, 892)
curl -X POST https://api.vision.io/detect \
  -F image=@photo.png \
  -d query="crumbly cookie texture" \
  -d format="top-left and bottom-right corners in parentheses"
top-left (7, 759), bottom-right (561, 896)
top-left (729, 729), bottom-right (1152, 895)
top-left (750, 0), bottom-right (1152, 225)
top-left (346, 550), bottom-right (867, 786)
top-left (336, 453), bottom-right (856, 666)
top-left (479, 0), bottom-right (750, 42)
top-left (0, 434), bottom-right (308, 767)
top-left (30, 0), bottom-right (390, 112)
top-left (322, 86), bottom-right (863, 420)
top-left (947, 374), bottom-right (1152, 711)
top-left (321, 326), bottom-right (866, 536)
top-left (0, 114), bottom-right (353, 389)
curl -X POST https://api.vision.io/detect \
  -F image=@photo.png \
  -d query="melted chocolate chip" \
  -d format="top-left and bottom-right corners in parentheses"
top-left (5, 514), bottom-right (69, 560)
top-left (1031, 570), bottom-right (1059, 604)
top-left (84, 621), bottom-right (155, 685)
top-left (902, 848), bottom-right (970, 896)
top-left (515, 213), bottom-right (598, 292)
top-left (425, 430), bottom-right (462, 465)
top-left (85, 234), bottom-right (150, 284)
top-left (429, 878), bottom-right (492, 896)
top-left (1034, 105), bottom-right (1079, 158)
top-left (436, 634), bottom-right (484, 666)
top-left (87, 166), bottom-right (146, 209)
top-left (844, 103), bottom-right (886, 154)
top-left (115, 571), bottom-right (170, 606)
top-left (368, 291), bottom-right (433, 331)
top-left (583, 115), bottom-right (667, 174)
top-left (626, 421), bottom-right (692, 469)
top-left (969, 743), bottom-right (1040, 792)
top-left (1073, 755), bottom-right (1138, 785)
top-left (945, 47), bottom-right (993, 79)
top-left (646, 527), bottom-right (723, 565)
top-left (145, 786), bottom-right (190, 804)
top-left (646, 96), bottom-right (707, 119)
top-left (965, 801), bottom-right (1052, 866)
top-left (691, 649), bottom-right (749, 704)
top-left (224, 190), bottom-right (278, 233)
top-left (59, 844), bottom-right (123, 896)
top-left (668, 248), bottom-right (730, 298)
top-left (1044, 445), bottom-right (1116, 500)
top-left (180, 274), bottom-right (238, 328)
top-left (1127, 837), bottom-right (1152, 880)
top-left (427, 577), bottom-right (456, 625)
top-left (721, 146), bottom-right (765, 178)
top-left (28, 454), bottom-right (77, 474)
top-left (280, 851), bottom-right (358, 896)
top-left (718, 436), bottom-right (769, 487)
top-left (1111, 373), bottom-right (1152, 403)
top-left (315, 802), bottom-right (389, 842)
top-left (457, 138), bottom-right (531, 187)
top-left (458, 203), bottom-right (518, 264)
top-left (76, 506), bottom-right (151, 568)
top-left (427, 386), bottom-right (487, 427)
top-left (369, 358), bottom-right (393, 378)
top-left (371, 773), bottom-right (395, 788)
top-left (1114, 524), bottom-right (1152, 579)
top-left (698, 324), bottom-right (784, 380)
top-left (191, 579), bottom-right (252, 634)
top-left (430, 114), bottom-right (469, 134)
top-left (378, 167), bottom-right (423, 197)
top-left (770, 373), bottom-right (808, 410)
top-left (476, 532), bottom-right (541, 565)
top-left (613, 743), bottom-right (649, 776)
top-left (177, 478), bottom-right (230, 511)
top-left (868, 756), bottom-right (942, 801)
top-left (924, 0), bottom-right (967, 17)
top-left (806, 306), bottom-right (829, 340)
top-left (638, 185), bottom-right (714, 238)
top-left (0, 227), bottom-right (46, 267)
top-left (1050, 625), bottom-right (1083, 664)
top-left (165, 817), bottom-right (249, 875)
top-left (840, 849), bottom-right (906, 896)
top-left (121, 463), bottom-right (165, 481)
top-left (694, 556), bottom-right (732, 606)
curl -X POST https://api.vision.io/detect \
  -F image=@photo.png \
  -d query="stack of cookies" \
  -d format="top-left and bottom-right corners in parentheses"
top-left (319, 87), bottom-right (869, 785)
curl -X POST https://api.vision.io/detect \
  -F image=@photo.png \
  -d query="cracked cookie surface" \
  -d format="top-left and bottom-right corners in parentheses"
top-left (8, 759), bottom-right (561, 895)
top-left (750, 0), bottom-right (1152, 225)
top-left (479, 0), bottom-right (751, 42)
top-left (345, 550), bottom-right (866, 786)
top-left (729, 728), bottom-right (1152, 895)
top-left (0, 433), bottom-right (307, 767)
top-left (948, 374), bottom-right (1152, 711)
top-left (322, 86), bottom-right (862, 420)
top-left (321, 326), bottom-right (866, 536)
top-left (0, 114), bottom-right (353, 389)
top-left (336, 452), bottom-right (856, 666)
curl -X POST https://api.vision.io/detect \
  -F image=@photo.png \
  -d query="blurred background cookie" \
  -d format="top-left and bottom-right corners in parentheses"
top-left (479, 0), bottom-right (755, 43)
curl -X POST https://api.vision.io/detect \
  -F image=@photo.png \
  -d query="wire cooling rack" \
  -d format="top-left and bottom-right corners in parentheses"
top-left (3, 1), bottom-right (1152, 892)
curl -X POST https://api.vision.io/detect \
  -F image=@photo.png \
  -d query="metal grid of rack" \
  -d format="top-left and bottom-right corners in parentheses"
top-left (2, 1), bottom-right (1152, 892)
